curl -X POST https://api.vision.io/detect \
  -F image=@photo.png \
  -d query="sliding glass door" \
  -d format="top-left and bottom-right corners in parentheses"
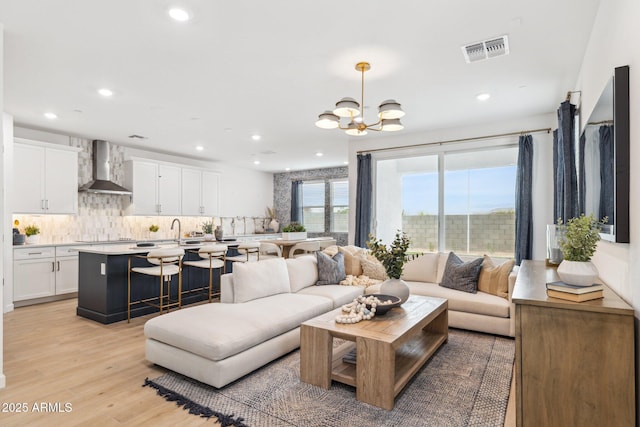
top-left (375, 145), bottom-right (517, 257)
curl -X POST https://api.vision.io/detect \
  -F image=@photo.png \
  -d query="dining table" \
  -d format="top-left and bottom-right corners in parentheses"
top-left (259, 236), bottom-right (335, 258)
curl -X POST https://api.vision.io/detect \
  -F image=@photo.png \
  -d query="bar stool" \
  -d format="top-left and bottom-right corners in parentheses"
top-left (183, 244), bottom-right (226, 303)
top-left (128, 247), bottom-right (184, 323)
top-left (289, 241), bottom-right (321, 258)
top-left (226, 241), bottom-right (261, 263)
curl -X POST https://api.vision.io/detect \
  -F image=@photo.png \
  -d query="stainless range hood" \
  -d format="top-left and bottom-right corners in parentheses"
top-left (78, 140), bottom-right (132, 195)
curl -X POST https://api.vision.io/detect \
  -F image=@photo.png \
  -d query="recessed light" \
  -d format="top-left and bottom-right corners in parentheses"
top-left (195, 145), bottom-right (204, 151)
top-left (253, 160), bottom-right (260, 165)
top-left (476, 93), bottom-right (491, 101)
top-left (315, 152), bottom-right (323, 157)
top-left (168, 8), bottom-right (190, 21)
top-left (252, 134), bottom-right (261, 141)
top-left (285, 167), bottom-right (291, 171)
top-left (44, 112), bottom-right (57, 119)
top-left (98, 88), bottom-right (113, 97)
top-left (343, 161), bottom-right (349, 165)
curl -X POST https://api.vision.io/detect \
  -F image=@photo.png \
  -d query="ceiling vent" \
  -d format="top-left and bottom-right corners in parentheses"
top-left (461, 35), bottom-right (509, 63)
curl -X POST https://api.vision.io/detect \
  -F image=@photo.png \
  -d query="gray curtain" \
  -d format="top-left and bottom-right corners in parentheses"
top-left (578, 131), bottom-right (586, 214)
top-left (553, 101), bottom-right (579, 222)
top-left (355, 154), bottom-right (372, 247)
top-left (290, 180), bottom-right (302, 223)
top-left (515, 135), bottom-right (533, 265)
top-left (598, 125), bottom-right (614, 222)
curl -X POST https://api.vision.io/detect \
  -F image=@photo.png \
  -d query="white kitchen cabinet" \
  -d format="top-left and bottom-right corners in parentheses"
top-left (13, 140), bottom-right (79, 214)
top-left (125, 160), bottom-right (181, 216)
top-left (13, 247), bottom-right (57, 301)
top-left (55, 246), bottom-right (79, 294)
top-left (13, 246), bottom-right (80, 303)
top-left (181, 167), bottom-right (220, 216)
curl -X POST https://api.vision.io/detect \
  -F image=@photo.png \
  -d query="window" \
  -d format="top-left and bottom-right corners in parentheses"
top-left (298, 179), bottom-right (349, 233)
top-left (330, 180), bottom-right (349, 232)
top-left (301, 181), bottom-right (325, 232)
top-left (376, 145), bottom-right (518, 257)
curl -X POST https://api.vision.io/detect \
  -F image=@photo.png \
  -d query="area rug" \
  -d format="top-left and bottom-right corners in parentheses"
top-left (143, 329), bottom-right (514, 427)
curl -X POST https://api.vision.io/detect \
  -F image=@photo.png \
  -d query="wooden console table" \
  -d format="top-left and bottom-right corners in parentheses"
top-left (512, 260), bottom-right (635, 426)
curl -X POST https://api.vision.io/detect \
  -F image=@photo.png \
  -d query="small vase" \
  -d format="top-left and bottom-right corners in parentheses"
top-left (269, 219), bottom-right (279, 232)
top-left (380, 278), bottom-right (410, 304)
top-left (214, 226), bottom-right (223, 241)
top-left (557, 260), bottom-right (599, 287)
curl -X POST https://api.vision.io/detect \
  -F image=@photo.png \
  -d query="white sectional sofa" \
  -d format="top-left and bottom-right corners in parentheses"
top-left (144, 250), bottom-right (517, 389)
top-left (366, 252), bottom-right (517, 337)
top-left (144, 256), bottom-right (362, 388)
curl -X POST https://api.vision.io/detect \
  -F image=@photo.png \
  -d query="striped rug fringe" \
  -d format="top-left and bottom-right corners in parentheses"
top-left (143, 377), bottom-right (249, 427)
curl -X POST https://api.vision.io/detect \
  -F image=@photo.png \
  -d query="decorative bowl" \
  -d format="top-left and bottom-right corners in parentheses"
top-left (366, 294), bottom-right (401, 315)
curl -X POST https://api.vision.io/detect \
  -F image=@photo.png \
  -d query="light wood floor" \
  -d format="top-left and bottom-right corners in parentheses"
top-left (1, 298), bottom-right (516, 426)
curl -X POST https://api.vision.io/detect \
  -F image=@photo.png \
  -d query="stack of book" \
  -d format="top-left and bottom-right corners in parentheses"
top-left (545, 281), bottom-right (604, 302)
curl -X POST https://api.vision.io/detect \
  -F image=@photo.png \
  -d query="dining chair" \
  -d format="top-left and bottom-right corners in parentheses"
top-left (289, 241), bottom-right (321, 258)
top-left (259, 242), bottom-right (282, 260)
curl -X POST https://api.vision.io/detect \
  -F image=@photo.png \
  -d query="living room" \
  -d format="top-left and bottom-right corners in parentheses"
top-left (1, 0), bottom-right (639, 425)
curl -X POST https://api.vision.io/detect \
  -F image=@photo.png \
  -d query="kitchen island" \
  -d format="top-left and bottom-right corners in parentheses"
top-left (76, 242), bottom-right (236, 324)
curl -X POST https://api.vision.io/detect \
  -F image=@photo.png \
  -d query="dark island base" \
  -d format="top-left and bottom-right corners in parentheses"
top-left (77, 250), bottom-right (223, 324)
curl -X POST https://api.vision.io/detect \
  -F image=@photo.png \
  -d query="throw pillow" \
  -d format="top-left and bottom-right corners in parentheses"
top-left (439, 252), bottom-right (483, 293)
top-left (322, 245), bottom-right (340, 257)
top-left (477, 255), bottom-right (515, 299)
top-left (401, 252), bottom-right (439, 283)
top-left (360, 252), bottom-right (388, 280)
top-left (339, 246), bottom-right (364, 276)
top-left (233, 258), bottom-right (291, 303)
top-left (316, 251), bottom-right (346, 285)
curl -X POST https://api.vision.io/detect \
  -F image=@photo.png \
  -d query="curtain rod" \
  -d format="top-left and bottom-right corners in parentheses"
top-left (356, 127), bottom-right (552, 155)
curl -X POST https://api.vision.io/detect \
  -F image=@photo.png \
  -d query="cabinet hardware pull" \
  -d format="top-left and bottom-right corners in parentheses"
top-left (28, 252), bottom-right (42, 255)
top-left (57, 261), bottom-right (60, 271)
top-left (52, 262), bottom-right (56, 272)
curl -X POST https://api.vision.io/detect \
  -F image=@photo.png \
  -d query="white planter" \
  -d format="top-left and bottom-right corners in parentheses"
top-left (282, 232), bottom-right (307, 240)
top-left (380, 278), bottom-right (410, 304)
top-left (557, 260), bottom-right (599, 287)
top-left (25, 235), bottom-right (40, 245)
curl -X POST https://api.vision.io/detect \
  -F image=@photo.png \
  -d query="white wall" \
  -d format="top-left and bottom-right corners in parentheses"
top-left (348, 113), bottom-right (556, 259)
top-left (575, 0), bottom-right (638, 306)
top-left (0, 22), bottom-right (6, 389)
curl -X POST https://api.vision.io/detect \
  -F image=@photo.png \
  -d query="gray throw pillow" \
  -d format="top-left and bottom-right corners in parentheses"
top-left (439, 252), bottom-right (483, 293)
top-left (316, 251), bottom-right (346, 285)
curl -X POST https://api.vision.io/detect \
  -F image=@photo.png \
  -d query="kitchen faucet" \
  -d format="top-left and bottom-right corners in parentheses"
top-left (171, 218), bottom-right (181, 243)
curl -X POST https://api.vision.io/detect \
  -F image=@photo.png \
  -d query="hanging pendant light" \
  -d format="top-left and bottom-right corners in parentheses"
top-left (315, 62), bottom-right (404, 135)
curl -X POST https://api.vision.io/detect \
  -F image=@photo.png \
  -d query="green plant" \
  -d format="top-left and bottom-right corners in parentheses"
top-left (558, 214), bottom-right (605, 262)
top-left (24, 224), bottom-right (40, 236)
top-left (366, 230), bottom-right (413, 279)
top-left (282, 222), bottom-right (306, 232)
top-left (148, 224), bottom-right (159, 232)
top-left (201, 220), bottom-right (214, 234)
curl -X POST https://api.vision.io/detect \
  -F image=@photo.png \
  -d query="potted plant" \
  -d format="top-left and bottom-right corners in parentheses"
top-left (201, 220), bottom-right (214, 241)
top-left (24, 224), bottom-right (40, 244)
top-left (148, 224), bottom-right (159, 238)
top-left (281, 222), bottom-right (307, 240)
top-left (266, 207), bottom-right (279, 232)
top-left (367, 230), bottom-right (414, 303)
top-left (556, 214), bottom-right (604, 286)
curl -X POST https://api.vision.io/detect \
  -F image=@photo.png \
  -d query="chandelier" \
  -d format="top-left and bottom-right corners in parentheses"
top-left (315, 62), bottom-right (404, 136)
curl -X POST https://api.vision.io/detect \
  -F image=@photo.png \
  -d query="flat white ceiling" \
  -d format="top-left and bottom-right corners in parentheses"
top-left (0, 0), bottom-right (601, 172)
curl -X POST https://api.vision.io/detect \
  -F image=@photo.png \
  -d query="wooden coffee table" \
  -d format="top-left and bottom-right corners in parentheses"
top-left (300, 295), bottom-right (448, 410)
